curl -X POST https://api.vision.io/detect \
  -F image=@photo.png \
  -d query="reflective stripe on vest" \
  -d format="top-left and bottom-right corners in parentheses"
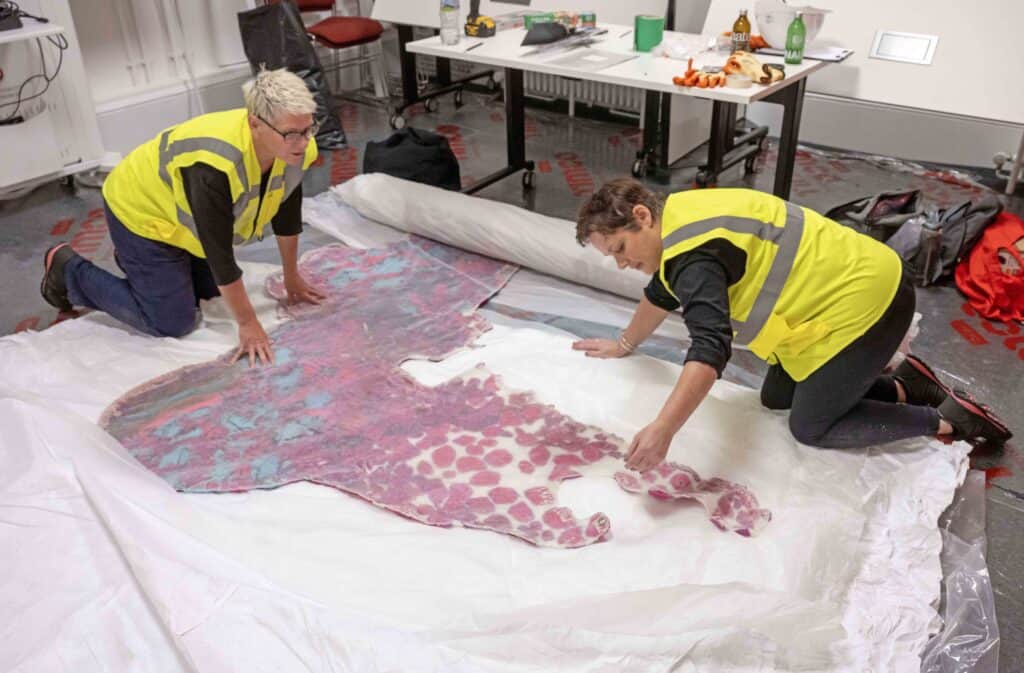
top-left (662, 201), bottom-right (805, 345)
top-left (158, 129), bottom-right (257, 242)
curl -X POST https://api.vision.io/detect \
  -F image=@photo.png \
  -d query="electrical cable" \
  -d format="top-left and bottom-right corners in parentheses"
top-left (0, 33), bottom-right (68, 122)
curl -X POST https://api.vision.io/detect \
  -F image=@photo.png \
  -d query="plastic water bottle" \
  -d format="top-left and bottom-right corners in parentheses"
top-left (440, 0), bottom-right (461, 46)
top-left (784, 11), bottom-right (805, 64)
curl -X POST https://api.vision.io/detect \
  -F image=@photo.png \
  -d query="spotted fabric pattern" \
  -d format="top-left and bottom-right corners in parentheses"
top-left (101, 240), bottom-right (770, 546)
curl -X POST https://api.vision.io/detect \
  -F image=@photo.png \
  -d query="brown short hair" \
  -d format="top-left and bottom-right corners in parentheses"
top-left (575, 178), bottom-right (664, 246)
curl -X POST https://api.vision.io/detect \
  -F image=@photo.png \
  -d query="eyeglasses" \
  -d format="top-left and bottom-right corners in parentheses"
top-left (258, 114), bottom-right (320, 144)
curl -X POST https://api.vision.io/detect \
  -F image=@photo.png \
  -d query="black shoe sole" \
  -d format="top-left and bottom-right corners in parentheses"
top-left (40, 244), bottom-right (74, 312)
top-left (947, 389), bottom-right (1013, 443)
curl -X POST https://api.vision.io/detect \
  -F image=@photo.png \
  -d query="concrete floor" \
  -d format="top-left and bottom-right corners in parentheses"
top-left (1, 90), bottom-right (1021, 669)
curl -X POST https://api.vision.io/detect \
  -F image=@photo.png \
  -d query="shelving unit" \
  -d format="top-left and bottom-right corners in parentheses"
top-left (0, 9), bottom-right (104, 194)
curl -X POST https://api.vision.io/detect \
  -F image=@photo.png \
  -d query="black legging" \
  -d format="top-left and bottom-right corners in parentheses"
top-left (760, 274), bottom-right (940, 448)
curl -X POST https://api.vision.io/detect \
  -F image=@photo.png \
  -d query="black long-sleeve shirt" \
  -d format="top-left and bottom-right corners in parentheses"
top-left (180, 162), bottom-right (303, 286)
top-left (643, 239), bottom-right (748, 377)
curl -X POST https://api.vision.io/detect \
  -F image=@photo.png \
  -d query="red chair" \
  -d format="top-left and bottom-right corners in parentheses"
top-left (293, 0), bottom-right (390, 101)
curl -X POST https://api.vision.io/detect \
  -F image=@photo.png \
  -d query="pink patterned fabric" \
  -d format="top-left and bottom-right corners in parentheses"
top-left (101, 240), bottom-right (770, 546)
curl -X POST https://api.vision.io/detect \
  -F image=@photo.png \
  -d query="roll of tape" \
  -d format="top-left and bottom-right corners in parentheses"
top-left (726, 73), bottom-right (753, 88)
top-left (634, 14), bottom-right (664, 52)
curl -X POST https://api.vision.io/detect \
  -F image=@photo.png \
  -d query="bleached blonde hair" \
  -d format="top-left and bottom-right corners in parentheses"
top-left (243, 67), bottom-right (316, 121)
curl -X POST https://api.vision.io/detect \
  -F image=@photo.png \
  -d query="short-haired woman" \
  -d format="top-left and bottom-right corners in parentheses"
top-left (41, 68), bottom-right (325, 366)
top-left (573, 178), bottom-right (1011, 472)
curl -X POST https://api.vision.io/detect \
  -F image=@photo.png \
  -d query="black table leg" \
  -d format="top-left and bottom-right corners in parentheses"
top-left (462, 67), bottom-right (534, 194)
top-left (505, 67), bottom-right (526, 168)
top-left (393, 24), bottom-right (496, 127)
top-left (396, 24), bottom-right (419, 107)
top-left (695, 92), bottom-right (780, 191)
top-left (436, 57), bottom-right (452, 86)
top-left (706, 100), bottom-right (730, 176)
top-left (766, 77), bottom-right (807, 200)
top-left (657, 92), bottom-right (672, 173)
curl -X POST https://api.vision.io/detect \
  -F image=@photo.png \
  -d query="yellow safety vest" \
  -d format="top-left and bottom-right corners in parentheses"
top-left (102, 108), bottom-right (318, 258)
top-left (658, 189), bottom-right (902, 381)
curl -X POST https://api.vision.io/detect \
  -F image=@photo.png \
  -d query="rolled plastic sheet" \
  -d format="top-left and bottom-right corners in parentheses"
top-left (335, 173), bottom-right (651, 301)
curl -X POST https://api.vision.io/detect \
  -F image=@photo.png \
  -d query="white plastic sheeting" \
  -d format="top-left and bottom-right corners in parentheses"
top-left (0, 180), bottom-right (975, 671)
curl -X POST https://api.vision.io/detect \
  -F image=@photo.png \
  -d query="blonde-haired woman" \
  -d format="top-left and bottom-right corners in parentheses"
top-left (573, 178), bottom-right (1011, 472)
top-left (41, 68), bottom-right (325, 366)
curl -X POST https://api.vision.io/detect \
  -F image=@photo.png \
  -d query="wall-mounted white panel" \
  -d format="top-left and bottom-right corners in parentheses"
top-left (869, 30), bottom-right (938, 65)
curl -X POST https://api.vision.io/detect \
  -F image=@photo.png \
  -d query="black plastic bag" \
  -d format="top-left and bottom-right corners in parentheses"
top-left (237, 1), bottom-right (346, 150)
top-left (363, 128), bottom-right (461, 191)
top-left (824, 190), bottom-right (924, 242)
top-left (889, 196), bottom-right (1002, 286)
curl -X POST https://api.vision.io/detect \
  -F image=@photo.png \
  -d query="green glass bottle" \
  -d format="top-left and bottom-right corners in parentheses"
top-left (785, 11), bottom-right (806, 64)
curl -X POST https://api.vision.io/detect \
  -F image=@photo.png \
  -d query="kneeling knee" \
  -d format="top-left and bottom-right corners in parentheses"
top-left (151, 310), bottom-right (200, 338)
top-left (788, 416), bottom-right (827, 447)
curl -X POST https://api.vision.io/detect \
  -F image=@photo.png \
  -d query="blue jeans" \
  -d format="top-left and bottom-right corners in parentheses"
top-left (64, 203), bottom-right (220, 337)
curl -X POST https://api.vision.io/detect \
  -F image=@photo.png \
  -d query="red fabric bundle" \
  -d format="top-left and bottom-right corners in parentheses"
top-left (955, 212), bottom-right (1024, 322)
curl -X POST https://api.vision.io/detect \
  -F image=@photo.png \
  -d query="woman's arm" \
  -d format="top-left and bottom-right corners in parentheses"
top-left (625, 360), bottom-right (717, 471)
top-left (625, 253), bottom-right (734, 470)
top-left (572, 296), bottom-right (670, 358)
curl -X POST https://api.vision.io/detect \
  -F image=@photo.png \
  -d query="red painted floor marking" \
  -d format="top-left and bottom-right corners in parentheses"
top-left (950, 320), bottom-right (988, 346)
top-left (983, 466), bottom-right (1013, 488)
top-left (50, 218), bottom-right (73, 236)
top-left (982, 320), bottom-right (1020, 336)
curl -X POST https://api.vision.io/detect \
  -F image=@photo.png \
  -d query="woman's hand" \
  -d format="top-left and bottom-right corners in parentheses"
top-left (571, 337), bottom-right (629, 358)
top-left (283, 272), bottom-right (327, 306)
top-left (232, 318), bottom-right (274, 367)
top-left (625, 420), bottom-right (675, 472)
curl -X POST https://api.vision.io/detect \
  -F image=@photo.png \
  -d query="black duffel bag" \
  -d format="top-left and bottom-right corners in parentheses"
top-left (363, 128), bottom-right (461, 191)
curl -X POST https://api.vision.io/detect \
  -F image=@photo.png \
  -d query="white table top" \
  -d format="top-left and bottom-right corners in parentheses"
top-left (0, 19), bottom-right (64, 46)
top-left (406, 24), bottom-right (829, 106)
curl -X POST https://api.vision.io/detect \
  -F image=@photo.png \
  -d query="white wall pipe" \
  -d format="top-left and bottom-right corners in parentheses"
top-left (113, 0), bottom-right (150, 86)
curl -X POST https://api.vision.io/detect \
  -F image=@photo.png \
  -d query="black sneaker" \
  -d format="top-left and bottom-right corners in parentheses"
top-left (938, 389), bottom-right (1013, 444)
top-left (892, 354), bottom-right (950, 407)
top-left (40, 243), bottom-right (77, 312)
